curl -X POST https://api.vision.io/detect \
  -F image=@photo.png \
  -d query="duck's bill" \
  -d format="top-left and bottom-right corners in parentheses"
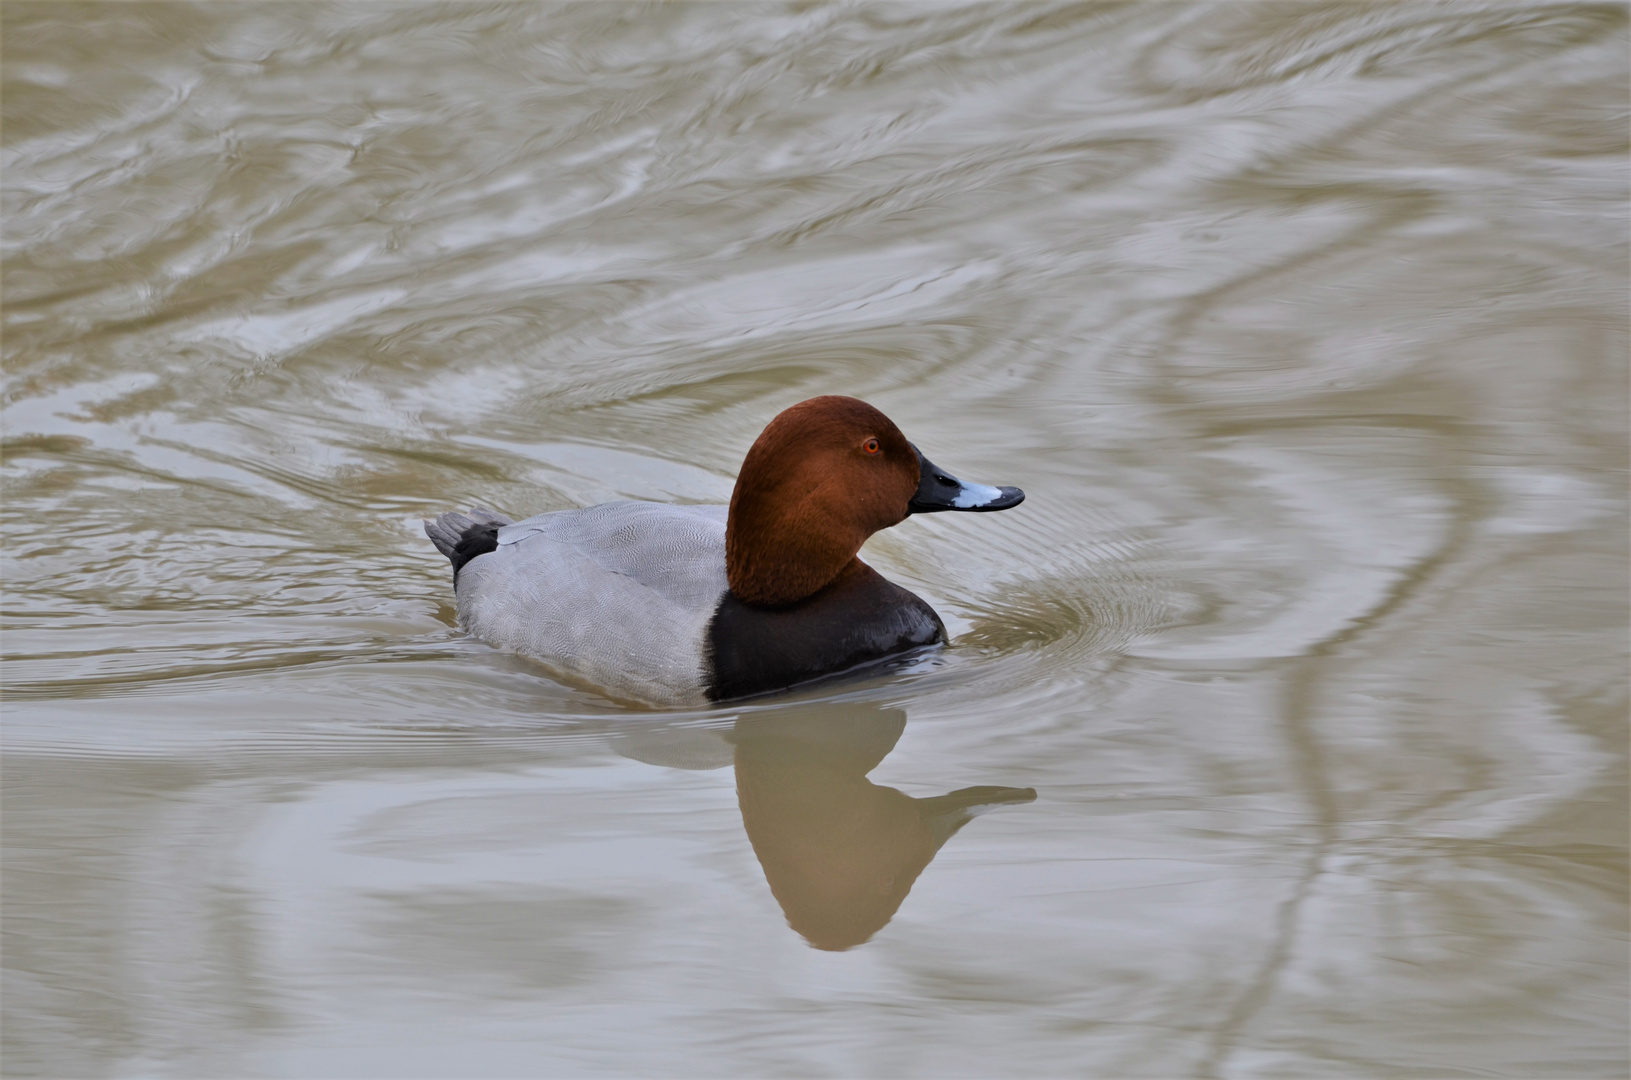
top-left (906, 446), bottom-right (1025, 514)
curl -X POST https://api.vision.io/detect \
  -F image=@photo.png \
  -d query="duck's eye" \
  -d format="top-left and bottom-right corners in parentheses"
top-left (862, 437), bottom-right (881, 455)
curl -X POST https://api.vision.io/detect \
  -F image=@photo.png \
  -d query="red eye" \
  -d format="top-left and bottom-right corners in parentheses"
top-left (863, 437), bottom-right (881, 455)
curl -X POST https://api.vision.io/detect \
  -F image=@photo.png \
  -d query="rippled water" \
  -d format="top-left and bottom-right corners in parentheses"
top-left (4, 3), bottom-right (1627, 1077)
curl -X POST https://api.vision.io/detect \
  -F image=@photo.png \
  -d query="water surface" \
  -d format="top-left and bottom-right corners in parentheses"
top-left (3, 3), bottom-right (1627, 1077)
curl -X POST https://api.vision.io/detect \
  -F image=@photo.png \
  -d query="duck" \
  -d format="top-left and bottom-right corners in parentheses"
top-left (424, 395), bottom-right (1023, 704)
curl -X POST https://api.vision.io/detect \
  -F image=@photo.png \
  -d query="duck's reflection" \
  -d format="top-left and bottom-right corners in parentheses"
top-left (730, 704), bottom-right (1035, 951)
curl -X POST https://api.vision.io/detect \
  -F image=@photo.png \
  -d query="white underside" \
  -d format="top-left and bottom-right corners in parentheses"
top-left (455, 502), bottom-right (729, 705)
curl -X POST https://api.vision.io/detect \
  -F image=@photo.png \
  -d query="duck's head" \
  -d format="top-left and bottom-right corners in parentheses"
top-left (725, 395), bottom-right (1024, 607)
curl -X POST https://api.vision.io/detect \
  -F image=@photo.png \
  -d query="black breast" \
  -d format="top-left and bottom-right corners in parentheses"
top-left (704, 563), bottom-right (947, 702)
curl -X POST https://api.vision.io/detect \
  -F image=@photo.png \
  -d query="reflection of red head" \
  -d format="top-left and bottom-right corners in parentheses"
top-left (732, 708), bottom-right (1035, 952)
top-left (735, 738), bottom-right (938, 952)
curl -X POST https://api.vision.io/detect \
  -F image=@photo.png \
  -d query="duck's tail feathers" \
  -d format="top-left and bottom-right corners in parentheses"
top-left (424, 507), bottom-right (514, 577)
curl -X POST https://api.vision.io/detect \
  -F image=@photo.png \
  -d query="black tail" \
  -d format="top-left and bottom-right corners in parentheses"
top-left (424, 507), bottom-right (513, 580)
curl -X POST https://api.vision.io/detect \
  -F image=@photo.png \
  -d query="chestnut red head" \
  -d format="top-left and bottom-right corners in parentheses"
top-left (725, 396), bottom-right (1023, 607)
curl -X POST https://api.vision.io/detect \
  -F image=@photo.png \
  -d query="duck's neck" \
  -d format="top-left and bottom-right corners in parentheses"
top-left (725, 507), bottom-right (864, 608)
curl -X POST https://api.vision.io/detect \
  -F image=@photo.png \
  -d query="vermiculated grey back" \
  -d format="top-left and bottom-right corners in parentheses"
top-left (455, 502), bottom-right (730, 704)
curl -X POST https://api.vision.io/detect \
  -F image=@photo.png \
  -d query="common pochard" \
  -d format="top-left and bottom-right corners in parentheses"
top-left (425, 396), bottom-right (1023, 704)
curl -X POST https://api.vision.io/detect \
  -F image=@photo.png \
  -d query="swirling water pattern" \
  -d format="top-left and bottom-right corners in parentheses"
top-left (3, 4), bottom-right (1626, 1076)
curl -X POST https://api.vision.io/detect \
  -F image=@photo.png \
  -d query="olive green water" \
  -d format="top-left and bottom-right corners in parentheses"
top-left (3, 3), bottom-right (1627, 1077)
